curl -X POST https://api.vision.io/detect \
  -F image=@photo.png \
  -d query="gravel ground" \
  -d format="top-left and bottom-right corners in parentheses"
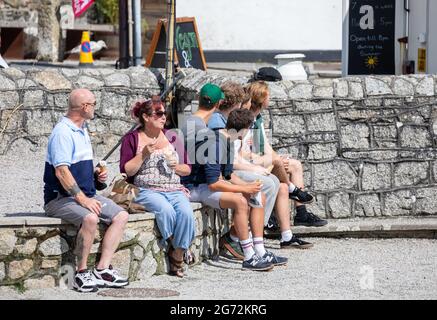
top-left (0, 149), bottom-right (45, 214)
top-left (0, 146), bottom-right (120, 215)
top-left (0, 238), bottom-right (436, 300)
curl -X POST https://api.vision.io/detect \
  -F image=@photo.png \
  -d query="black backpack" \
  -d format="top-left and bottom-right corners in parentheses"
top-left (253, 67), bottom-right (282, 82)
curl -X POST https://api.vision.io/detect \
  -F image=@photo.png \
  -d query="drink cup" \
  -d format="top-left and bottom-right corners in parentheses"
top-left (162, 150), bottom-right (175, 174)
top-left (163, 149), bottom-right (175, 163)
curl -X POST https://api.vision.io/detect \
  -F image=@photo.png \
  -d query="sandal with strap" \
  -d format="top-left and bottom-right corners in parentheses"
top-left (183, 249), bottom-right (196, 266)
top-left (168, 246), bottom-right (184, 278)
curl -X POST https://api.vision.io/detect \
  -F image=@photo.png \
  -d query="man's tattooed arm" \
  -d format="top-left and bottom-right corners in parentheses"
top-left (55, 166), bottom-right (84, 199)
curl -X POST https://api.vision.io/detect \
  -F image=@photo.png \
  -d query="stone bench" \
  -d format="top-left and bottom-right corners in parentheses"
top-left (0, 203), bottom-right (231, 290)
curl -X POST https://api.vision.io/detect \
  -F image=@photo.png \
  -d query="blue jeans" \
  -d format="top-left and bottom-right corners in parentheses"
top-left (134, 189), bottom-right (195, 250)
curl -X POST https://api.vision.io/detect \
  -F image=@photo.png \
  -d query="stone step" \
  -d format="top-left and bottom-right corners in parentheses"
top-left (0, 202), bottom-right (204, 227)
top-left (2, 210), bottom-right (436, 238)
top-left (288, 216), bottom-right (437, 238)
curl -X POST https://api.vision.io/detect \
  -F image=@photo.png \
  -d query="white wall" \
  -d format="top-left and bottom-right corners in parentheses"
top-left (427, 0), bottom-right (437, 74)
top-left (177, 0), bottom-right (342, 51)
top-left (407, 0), bottom-right (427, 73)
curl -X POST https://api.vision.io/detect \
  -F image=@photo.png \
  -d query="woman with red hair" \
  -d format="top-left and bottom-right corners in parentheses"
top-left (119, 96), bottom-right (195, 277)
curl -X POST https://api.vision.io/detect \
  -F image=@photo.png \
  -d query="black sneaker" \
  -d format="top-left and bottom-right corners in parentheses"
top-left (262, 251), bottom-right (288, 266)
top-left (73, 270), bottom-right (98, 293)
top-left (294, 211), bottom-right (328, 227)
top-left (289, 187), bottom-right (314, 204)
top-left (280, 235), bottom-right (314, 249)
top-left (242, 254), bottom-right (274, 271)
top-left (219, 232), bottom-right (244, 260)
top-left (93, 265), bottom-right (129, 288)
top-left (264, 214), bottom-right (281, 238)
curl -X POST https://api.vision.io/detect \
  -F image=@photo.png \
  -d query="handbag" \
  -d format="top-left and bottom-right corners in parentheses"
top-left (106, 174), bottom-right (145, 213)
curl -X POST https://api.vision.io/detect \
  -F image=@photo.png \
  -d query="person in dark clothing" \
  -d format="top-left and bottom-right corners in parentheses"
top-left (180, 83), bottom-right (287, 271)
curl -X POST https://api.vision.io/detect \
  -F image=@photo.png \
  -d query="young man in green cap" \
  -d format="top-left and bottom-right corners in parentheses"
top-left (180, 83), bottom-right (286, 271)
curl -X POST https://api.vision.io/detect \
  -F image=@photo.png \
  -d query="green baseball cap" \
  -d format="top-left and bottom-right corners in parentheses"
top-left (199, 83), bottom-right (225, 107)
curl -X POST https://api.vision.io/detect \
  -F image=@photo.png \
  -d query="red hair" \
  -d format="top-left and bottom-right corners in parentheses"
top-left (131, 95), bottom-right (164, 127)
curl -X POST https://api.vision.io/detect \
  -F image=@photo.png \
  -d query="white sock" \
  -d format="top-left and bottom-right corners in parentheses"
top-left (288, 183), bottom-right (297, 193)
top-left (253, 237), bottom-right (266, 257)
top-left (230, 233), bottom-right (239, 243)
top-left (240, 238), bottom-right (256, 261)
top-left (281, 230), bottom-right (293, 242)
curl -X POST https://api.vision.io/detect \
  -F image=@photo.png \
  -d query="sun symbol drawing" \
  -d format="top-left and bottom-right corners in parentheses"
top-left (365, 56), bottom-right (379, 69)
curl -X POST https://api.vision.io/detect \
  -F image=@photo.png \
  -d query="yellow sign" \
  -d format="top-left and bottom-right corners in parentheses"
top-left (418, 48), bottom-right (426, 73)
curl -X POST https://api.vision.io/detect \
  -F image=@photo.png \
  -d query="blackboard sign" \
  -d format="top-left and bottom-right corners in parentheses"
top-left (347, 0), bottom-right (396, 75)
top-left (146, 17), bottom-right (207, 70)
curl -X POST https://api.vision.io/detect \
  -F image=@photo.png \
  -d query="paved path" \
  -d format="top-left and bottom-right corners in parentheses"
top-left (1, 238), bottom-right (436, 300)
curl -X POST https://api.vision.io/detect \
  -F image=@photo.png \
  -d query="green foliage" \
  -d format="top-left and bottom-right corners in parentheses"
top-left (13, 282), bottom-right (26, 294)
top-left (142, 18), bottom-right (149, 34)
top-left (94, 0), bottom-right (119, 25)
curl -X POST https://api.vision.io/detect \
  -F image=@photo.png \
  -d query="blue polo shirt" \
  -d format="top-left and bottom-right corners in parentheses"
top-left (207, 111), bottom-right (227, 130)
top-left (43, 117), bottom-right (95, 204)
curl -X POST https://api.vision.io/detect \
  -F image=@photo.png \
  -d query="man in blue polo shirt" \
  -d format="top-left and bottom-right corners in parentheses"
top-left (43, 88), bottom-right (129, 292)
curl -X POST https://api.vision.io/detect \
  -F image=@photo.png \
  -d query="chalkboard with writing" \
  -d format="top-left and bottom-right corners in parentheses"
top-left (146, 17), bottom-right (207, 71)
top-left (347, 0), bottom-right (396, 75)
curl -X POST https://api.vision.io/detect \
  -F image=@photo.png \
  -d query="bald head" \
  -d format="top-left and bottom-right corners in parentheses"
top-left (69, 89), bottom-right (95, 111)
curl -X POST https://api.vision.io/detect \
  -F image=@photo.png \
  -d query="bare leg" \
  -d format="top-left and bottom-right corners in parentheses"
top-left (97, 211), bottom-right (129, 269)
top-left (247, 193), bottom-right (265, 238)
top-left (286, 159), bottom-right (305, 208)
top-left (76, 213), bottom-right (99, 271)
top-left (219, 192), bottom-right (250, 241)
top-left (271, 157), bottom-right (292, 185)
top-left (168, 243), bottom-right (185, 277)
top-left (274, 183), bottom-right (292, 231)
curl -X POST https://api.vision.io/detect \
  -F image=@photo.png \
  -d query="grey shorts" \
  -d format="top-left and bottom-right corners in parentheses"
top-left (189, 184), bottom-right (223, 209)
top-left (44, 194), bottom-right (125, 227)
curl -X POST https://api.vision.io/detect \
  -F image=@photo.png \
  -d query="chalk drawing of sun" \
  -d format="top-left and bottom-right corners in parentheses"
top-left (365, 56), bottom-right (379, 69)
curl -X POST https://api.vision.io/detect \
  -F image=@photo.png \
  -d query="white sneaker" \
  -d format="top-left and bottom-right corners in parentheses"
top-left (73, 270), bottom-right (98, 293)
top-left (92, 265), bottom-right (129, 288)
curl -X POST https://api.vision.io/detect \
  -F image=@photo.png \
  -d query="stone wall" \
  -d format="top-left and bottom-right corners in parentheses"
top-left (263, 76), bottom-right (437, 219)
top-left (0, 205), bottom-right (230, 289)
top-left (0, 0), bottom-right (66, 61)
top-left (0, 67), bottom-right (436, 220)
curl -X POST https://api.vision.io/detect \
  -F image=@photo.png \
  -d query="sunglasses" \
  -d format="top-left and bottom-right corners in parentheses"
top-left (84, 101), bottom-right (96, 107)
top-left (152, 111), bottom-right (166, 118)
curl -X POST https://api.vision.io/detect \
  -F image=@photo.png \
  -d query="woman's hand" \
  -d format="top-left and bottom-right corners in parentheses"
top-left (168, 157), bottom-right (178, 169)
top-left (142, 138), bottom-right (157, 159)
